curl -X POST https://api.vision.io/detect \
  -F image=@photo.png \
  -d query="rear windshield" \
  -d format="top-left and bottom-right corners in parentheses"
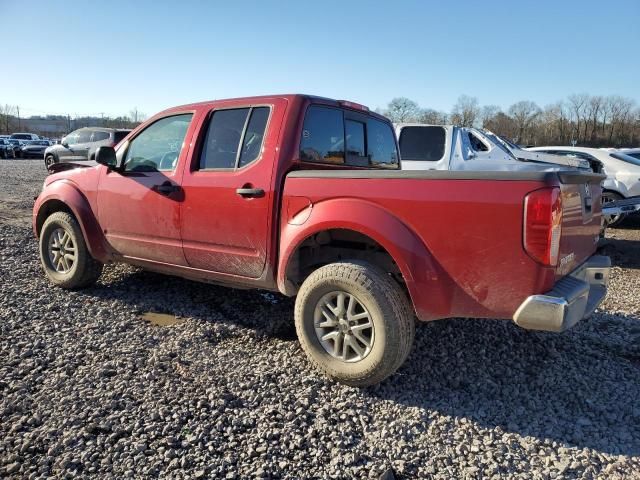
top-left (610, 152), bottom-right (640, 167)
top-left (399, 126), bottom-right (446, 161)
top-left (299, 105), bottom-right (398, 169)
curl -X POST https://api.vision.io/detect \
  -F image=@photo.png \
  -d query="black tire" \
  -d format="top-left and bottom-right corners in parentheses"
top-left (45, 154), bottom-right (56, 169)
top-left (294, 261), bottom-right (415, 387)
top-left (39, 212), bottom-right (103, 289)
top-left (602, 191), bottom-right (625, 227)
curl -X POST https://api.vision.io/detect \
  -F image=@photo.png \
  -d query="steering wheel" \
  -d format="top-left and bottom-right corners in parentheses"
top-left (159, 151), bottom-right (179, 170)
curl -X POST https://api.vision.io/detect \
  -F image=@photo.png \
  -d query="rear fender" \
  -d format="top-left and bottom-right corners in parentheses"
top-left (33, 180), bottom-right (111, 262)
top-left (278, 198), bottom-right (453, 320)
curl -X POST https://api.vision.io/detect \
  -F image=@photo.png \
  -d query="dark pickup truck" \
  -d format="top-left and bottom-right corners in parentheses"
top-left (33, 94), bottom-right (610, 386)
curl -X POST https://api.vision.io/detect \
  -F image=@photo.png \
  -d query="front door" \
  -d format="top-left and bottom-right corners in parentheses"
top-left (180, 104), bottom-right (279, 278)
top-left (97, 113), bottom-right (195, 265)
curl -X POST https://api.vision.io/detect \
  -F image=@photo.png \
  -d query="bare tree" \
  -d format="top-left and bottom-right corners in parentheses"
top-left (480, 105), bottom-right (501, 128)
top-left (568, 94), bottom-right (588, 143)
top-left (419, 108), bottom-right (448, 125)
top-left (383, 98), bottom-right (421, 123)
top-left (585, 96), bottom-right (604, 144)
top-left (508, 101), bottom-right (541, 143)
top-left (450, 95), bottom-right (480, 127)
top-left (0, 104), bottom-right (17, 134)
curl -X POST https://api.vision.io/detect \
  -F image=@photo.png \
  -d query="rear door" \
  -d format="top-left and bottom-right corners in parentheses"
top-left (179, 101), bottom-right (284, 278)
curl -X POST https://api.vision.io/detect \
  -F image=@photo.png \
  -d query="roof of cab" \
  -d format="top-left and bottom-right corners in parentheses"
top-left (157, 94), bottom-right (390, 121)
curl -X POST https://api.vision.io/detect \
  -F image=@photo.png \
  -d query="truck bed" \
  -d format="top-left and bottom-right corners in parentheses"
top-left (282, 169), bottom-right (605, 321)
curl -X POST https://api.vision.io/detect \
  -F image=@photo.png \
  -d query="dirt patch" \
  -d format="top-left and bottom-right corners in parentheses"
top-left (140, 311), bottom-right (184, 327)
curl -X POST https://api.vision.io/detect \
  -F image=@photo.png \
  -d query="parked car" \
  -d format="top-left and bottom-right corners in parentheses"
top-left (44, 127), bottom-right (131, 168)
top-left (528, 146), bottom-right (640, 226)
top-left (33, 94), bottom-right (610, 386)
top-left (619, 148), bottom-right (640, 161)
top-left (0, 138), bottom-right (16, 158)
top-left (10, 132), bottom-right (40, 141)
top-left (7, 139), bottom-right (25, 157)
top-left (21, 140), bottom-right (51, 158)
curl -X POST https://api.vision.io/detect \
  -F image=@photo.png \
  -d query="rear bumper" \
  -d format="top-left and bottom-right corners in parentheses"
top-left (513, 255), bottom-right (610, 332)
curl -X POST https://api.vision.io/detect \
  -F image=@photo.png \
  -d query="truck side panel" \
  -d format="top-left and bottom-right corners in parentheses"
top-left (280, 174), bottom-right (560, 321)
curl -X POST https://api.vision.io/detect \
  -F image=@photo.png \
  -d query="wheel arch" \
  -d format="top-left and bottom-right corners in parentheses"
top-left (34, 182), bottom-right (111, 262)
top-left (277, 198), bottom-right (450, 320)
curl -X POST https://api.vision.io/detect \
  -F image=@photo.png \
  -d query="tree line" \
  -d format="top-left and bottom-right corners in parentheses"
top-left (380, 94), bottom-right (640, 147)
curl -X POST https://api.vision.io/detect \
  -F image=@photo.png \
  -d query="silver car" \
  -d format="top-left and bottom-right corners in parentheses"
top-left (44, 127), bottom-right (131, 168)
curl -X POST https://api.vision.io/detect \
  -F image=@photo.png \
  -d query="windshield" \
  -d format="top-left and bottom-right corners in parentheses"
top-left (610, 152), bottom-right (640, 167)
top-left (479, 130), bottom-right (517, 159)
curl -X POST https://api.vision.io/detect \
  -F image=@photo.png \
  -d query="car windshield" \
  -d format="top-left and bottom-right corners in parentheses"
top-left (610, 152), bottom-right (640, 167)
top-left (479, 130), bottom-right (517, 159)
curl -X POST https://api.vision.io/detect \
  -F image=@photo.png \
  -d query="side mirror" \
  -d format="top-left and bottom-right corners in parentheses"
top-left (95, 146), bottom-right (117, 169)
top-left (61, 140), bottom-right (69, 148)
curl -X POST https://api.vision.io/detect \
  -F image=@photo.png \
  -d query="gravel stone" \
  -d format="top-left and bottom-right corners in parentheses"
top-left (0, 160), bottom-right (639, 478)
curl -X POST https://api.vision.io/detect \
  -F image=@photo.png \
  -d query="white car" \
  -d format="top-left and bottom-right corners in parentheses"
top-left (528, 146), bottom-right (640, 225)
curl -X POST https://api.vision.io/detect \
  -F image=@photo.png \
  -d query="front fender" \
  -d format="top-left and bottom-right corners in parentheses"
top-left (33, 180), bottom-right (111, 262)
top-left (277, 198), bottom-right (454, 320)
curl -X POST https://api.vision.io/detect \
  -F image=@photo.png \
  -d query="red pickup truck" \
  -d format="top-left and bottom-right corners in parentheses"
top-left (33, 94), bottom-right (610, 386)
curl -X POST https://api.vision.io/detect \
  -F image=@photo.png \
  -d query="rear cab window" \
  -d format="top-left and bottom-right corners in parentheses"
top-left (300, 105), bottom-right (398, 169)
top-left (399, 126), bottom-right (446, 162)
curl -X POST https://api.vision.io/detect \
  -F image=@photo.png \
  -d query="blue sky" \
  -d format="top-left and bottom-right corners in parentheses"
top-left (1, 0), bottom-right (638, 118)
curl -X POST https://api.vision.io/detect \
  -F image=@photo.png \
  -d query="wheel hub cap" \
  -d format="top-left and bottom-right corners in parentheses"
top-left (48, 227), bottom-right (76, 273)
top-left (314, 291), bottom-right (374, 363)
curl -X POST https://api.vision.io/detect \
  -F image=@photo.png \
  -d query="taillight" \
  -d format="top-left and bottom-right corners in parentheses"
top-left (523, 187), bottom-right (563, 266)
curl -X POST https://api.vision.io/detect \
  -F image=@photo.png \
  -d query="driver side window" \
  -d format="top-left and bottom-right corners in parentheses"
top-left (123, 113), bottom-right (193, 172)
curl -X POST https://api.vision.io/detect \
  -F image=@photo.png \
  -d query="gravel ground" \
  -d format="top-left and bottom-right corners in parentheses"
top-left (1, 159), bottom-right (639, 479)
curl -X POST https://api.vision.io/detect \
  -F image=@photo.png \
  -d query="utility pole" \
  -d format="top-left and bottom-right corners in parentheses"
top-left (99, 112), bottom-right (105, 126)
top-left (17, 106), bottom-right (21, 130)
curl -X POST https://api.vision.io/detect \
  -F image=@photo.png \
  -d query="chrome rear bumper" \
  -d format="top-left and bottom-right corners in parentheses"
top-left (513, 255), bottom-right (610, 332)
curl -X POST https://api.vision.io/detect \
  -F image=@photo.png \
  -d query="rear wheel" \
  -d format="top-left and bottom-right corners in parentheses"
top-left (39, 212), bottom-right (103, 289)
top-left (294, 261), bottom-right (415, 387)
top-left (602, 191), bottom-right (625, 227)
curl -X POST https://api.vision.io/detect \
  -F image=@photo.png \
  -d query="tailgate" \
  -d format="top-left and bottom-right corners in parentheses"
top-left (555, 172), bottom-right (605, 276)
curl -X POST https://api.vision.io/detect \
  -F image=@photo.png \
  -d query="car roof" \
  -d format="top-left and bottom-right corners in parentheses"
top-left (72, 127), bottom-right (132, 133)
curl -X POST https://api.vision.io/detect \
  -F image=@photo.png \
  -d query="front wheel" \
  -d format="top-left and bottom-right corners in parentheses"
top-left (45, 154), bottom-right (56, 168)
top-left (39, 212), bottom-right (103, 289)
top-left (294, 261), bottom-right (415, 387)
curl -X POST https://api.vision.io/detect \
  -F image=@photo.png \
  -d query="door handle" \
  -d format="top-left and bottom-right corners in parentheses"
top-left (236, 187), bottom-right (264, 198)
top-left (153, 182), bottom-right (180, 195)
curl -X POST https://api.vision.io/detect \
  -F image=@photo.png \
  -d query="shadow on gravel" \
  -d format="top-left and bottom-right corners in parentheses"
top-left (369, 315), bottom-right (640, 457)
top-left (601, 239), bottom-right (640, 269)
top-left (83, 268), bottom-right (298, 341)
